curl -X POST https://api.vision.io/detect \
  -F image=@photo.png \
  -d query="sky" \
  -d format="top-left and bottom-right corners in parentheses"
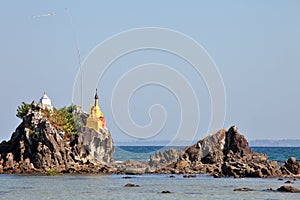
top-left (0, 1), bottom-right (299, 145)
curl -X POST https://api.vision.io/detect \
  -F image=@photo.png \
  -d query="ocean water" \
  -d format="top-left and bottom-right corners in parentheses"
top-left (1, 146), bottom-right (300, 200)
top-left (1, 174), bottom-right (300, 200)
top-left (114, 146), bottom-right (300, 162)
top-left (252, 147), bottom-right (300, 162)
top-left (113, 146), bottom-right (183, 161)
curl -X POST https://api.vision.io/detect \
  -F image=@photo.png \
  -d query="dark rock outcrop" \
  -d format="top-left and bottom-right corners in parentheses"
top-left (0, 106), bottom-right (114, 174)
top-left (151, 125), bottom-right (300, 178)
top-left (284, 157), bottom-right (300, 175)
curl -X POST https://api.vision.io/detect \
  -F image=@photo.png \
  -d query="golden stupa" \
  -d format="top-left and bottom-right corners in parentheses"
top-left (86, 89), bottom-right (107, 131)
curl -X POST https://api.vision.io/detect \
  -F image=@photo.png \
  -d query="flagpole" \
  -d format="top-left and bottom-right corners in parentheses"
top-left (65, 8), bottom-right (83, 108)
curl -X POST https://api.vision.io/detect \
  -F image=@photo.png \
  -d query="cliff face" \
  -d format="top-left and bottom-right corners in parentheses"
top-left (72, 127), bottom-right (114, 164)
top-left (0, 105), bottom-right (114, 174)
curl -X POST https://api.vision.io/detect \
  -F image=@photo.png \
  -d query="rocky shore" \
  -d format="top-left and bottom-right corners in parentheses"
top-left (0, 103), bottom-right (300, 179)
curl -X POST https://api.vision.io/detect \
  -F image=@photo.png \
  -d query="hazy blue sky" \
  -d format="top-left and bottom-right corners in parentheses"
top-left (1, 1), bottom-right (299, 145)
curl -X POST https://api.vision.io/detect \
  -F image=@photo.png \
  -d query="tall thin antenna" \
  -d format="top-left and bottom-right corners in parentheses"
top-left (65, 8), bottom-right (83, 108)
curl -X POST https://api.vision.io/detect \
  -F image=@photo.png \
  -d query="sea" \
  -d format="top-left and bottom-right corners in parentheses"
top-left (1, 146), bottom-right (300, 200)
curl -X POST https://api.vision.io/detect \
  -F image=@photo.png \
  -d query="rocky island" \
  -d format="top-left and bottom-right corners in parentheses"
top-left (0, 91), bottom-right (115, 174)
top-left (0, 92), bottom-right (300, 179)
top-left (149, 126), bottom-right (300, 178)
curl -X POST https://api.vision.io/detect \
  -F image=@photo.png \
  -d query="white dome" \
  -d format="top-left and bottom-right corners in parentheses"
top-left (40, 92), bottom-right (52, 106)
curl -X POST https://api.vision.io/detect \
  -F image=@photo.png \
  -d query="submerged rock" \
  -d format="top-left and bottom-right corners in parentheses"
top-left (277, 185), bottom-right (300, 193)
top-left (124, 183), bottom-right (140, 187)
top-left (122, 176), bottom-right (134, 179)
top-left (285, 180), bottom-right (294, 184)
top-left (183, 174), bottom-right (196, 178)
top-left (233, 188), bottom-right (254, 192)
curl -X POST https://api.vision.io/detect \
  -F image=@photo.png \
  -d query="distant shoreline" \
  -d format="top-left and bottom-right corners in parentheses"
top-left (114, 139), bottom-right (300, 147)
top-left (249, 139), bottom-right (300, 147)
top-left (114, 145), bottom-right (300, 147)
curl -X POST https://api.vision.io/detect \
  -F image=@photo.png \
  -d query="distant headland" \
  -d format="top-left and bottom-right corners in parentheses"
top-left (250, 139), bottom-right (300, 147)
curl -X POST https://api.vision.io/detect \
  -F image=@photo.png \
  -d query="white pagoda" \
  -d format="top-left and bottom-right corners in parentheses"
top-left (39, 91), bottom-right (52, 110)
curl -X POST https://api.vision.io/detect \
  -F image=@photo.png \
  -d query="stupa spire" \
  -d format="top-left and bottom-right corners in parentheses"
top-left (95, 88), bottom-right (99, 99)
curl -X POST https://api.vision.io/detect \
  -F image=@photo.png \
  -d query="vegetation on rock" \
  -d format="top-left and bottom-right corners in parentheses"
top-left (17, 102), bottom-right (82, 136)
top-left (46, 168), bottom-right (56, 176)
top-left (16, 101), bottom-right (33, 119)
top-left (44, 105), bottom-right (83, 136)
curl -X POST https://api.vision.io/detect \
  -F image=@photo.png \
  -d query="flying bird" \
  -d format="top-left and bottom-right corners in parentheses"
top-left (32, 12), bottom-right (55, 19)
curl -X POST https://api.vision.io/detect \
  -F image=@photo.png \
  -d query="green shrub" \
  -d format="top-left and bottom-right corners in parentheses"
top-left (47, 105), bottom-right (82, 136)
top-left (30, 129), bottom-right (39, 135)
top-left (17, 101), bottom-right (82, 137)
top-left (16, 102), bottom-right (32, 119)
top-left (46, 168), bottom-right (56, 176)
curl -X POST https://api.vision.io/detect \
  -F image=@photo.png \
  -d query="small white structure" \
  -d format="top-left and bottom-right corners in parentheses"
top-left (40, 91), bottom-right (52, 106)
top-left (39, 91), bottom-right (52, 110)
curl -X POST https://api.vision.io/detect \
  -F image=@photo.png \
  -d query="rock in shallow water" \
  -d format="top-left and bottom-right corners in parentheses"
top-left (277, 185), bottom-right (300, 193)
top-left (284, 157), bottom-right (300, 175)
top-left (233, 188), bottom-right (254, 192)
top-left (124, 183), bottom-right (140, 187)
top-left (183, 174), bottom-right (196, 178)
top-left (285, 180), bottom-right (294, 184)
top-left (122, 176), bottom-right (134, 179)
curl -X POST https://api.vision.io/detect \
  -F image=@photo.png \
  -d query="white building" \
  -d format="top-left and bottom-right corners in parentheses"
top-left (39, 91), bottom-right (52, 109)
